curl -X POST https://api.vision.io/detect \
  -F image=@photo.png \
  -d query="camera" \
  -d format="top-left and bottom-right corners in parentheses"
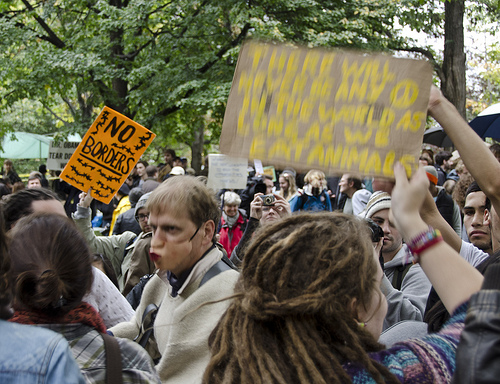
top-left (365, 218), bottom-right (384, 243)
top-left (253, 177), bottom-right (267, 195)
top-left (261, 194), bottom-right (276, 206)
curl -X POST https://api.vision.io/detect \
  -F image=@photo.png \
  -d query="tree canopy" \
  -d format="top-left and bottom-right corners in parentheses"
top-left (0, 0), bottom-right (497, 168)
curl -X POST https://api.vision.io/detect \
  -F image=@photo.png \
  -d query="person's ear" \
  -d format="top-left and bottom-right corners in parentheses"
top-left (202, 220), bottom-right (215, 245)
top-left (350, 297), bottom-right (363, 321)
top-left (485, 208), bottom-right (491, 226)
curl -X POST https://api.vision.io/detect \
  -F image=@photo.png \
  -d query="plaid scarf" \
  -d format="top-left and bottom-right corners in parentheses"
top-left (9, 302), bottom-right (106, 333)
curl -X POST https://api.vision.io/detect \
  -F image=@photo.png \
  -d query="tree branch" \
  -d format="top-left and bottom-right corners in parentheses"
top-left (394, 46), bottom-right (443, 81)
top-left (117, 40), bottom-right (153, 60)
top-left (41, 102), bottom-right (70, 127)
top-left (21, 0), bottom-right (66, 48)
top-left (146, 0), bottom-right (175, 18)
top-left (198, 23), bottom-right (251, 74)
top-left (61, 96), bottom-right (77, 119)
top-left (153, 22), bottom-right (251, 120)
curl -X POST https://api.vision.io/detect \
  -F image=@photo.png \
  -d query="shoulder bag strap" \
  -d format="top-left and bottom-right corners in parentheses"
top-left (200, 255), bottom-right (237, 287)
top-left (392, 263), bottom-right (413, 291)
top-left (134, 303), bottom-right (159, 348)
top-left (101, 333), bottom-right (123, 384)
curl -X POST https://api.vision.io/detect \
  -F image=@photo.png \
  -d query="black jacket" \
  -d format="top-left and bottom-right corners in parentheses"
top-left (435, 188), bottom-right (454, 228)
top-left (452, 263), bottom-right (500, 384)
top-left (113, 208), bottom-right (142, 236)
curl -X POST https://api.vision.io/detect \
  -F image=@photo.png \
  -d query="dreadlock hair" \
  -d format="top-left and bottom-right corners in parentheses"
top-left (203, 212), bottom-right (399, 384)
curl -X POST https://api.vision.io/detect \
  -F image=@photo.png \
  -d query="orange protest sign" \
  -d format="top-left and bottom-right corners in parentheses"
top-left (60, 107), bottom-right (155, 203)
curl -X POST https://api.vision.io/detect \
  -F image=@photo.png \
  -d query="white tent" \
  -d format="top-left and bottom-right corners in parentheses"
top-left (0, 132), bottom-right (81, 159)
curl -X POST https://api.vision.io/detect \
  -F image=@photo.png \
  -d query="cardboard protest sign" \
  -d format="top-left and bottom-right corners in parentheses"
top-left (220, 41), bottom-right (433, 178)
top-left (263, 166), bottom-right (276, 182)
top-left (60, 107), bottom-right (156, 203)
top-left (207, 154), bottom-right (247, 190)
top-left (254, 159), bottom-right (264, 175)
top-left (47, 141), bottom-right (80, 171)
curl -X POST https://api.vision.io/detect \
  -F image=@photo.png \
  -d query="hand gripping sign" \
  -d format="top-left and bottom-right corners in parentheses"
top-left (60, 107), bottom-right (156, 203)
top-left (220, 41), bottom-right (433, 178)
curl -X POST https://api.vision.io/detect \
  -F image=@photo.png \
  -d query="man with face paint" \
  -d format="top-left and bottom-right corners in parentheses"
top-left (110, 176), bottom-right (239, 383)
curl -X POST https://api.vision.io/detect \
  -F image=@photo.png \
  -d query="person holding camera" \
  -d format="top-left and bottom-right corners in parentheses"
top-left (230, 192), bottom-right (291, 268)
top-left (289, 169), bottom-right (332, 212)
top-left (363, 191), bottom-right (431, 333)
top-left (239, 174), bottom-right (274, 217)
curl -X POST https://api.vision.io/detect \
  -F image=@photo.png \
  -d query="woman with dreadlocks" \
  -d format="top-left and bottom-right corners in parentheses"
top-left (203, 164), bottom-right (483, 383)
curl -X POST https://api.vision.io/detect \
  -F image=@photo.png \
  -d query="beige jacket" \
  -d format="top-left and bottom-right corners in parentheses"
top-left (110, 247), bottom-right (239, 383)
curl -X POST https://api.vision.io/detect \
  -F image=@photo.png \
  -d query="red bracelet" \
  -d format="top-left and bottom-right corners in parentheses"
top-left (407, 227), bottom-right (443, 263)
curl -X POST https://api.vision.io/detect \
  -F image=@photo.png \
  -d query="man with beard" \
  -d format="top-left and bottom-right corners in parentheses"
top-left (363, 191), bottom-right (431, 330)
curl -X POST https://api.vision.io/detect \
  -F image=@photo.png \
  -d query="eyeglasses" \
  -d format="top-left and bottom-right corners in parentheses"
top-left (135, 213), bottom-right (150, 222)
top-left (188, 225), bottom-right (201, 242)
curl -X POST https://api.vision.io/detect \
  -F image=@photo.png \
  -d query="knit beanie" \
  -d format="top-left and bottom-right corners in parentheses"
top-left (118, 183), bottom-right (130, 196)
top-left (362, 191), bottom-right (392, 219)
top-left (128, 187), bottom-right (144, 208)
top-left (135, 192), bottom-right (152, 219)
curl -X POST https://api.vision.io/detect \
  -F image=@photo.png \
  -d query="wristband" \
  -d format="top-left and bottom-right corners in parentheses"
top-left (407, 226), bottom-right (443, 263)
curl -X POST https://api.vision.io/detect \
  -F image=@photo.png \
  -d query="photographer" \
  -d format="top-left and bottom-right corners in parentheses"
top-left (239, 174), bottom-right (274, 217)
top-left (290, 170), bottom-right (332, 212)
top-left (231, 192), bottom-right (291, 268)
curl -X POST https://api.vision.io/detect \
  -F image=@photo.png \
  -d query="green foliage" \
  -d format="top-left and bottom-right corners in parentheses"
top-left (466, 41), bottom-right (500, 119)
top-left (2, 0), bottom-right (480, 159)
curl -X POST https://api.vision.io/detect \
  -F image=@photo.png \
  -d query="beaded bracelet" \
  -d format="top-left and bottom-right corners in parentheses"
top-left (407, 226), bottom-right (443, 263)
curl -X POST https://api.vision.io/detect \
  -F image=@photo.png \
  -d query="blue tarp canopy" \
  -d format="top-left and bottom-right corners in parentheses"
top-left (0, 132), bottom-right (81, 159)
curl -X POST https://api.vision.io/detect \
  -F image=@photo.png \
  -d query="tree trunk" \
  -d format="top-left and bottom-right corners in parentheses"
top-left (191, 122), bottom-right (205, 175)
top-left (442, 0), bottom-right (466, 119)
top-left (110, 27), bottom-right (128, 114)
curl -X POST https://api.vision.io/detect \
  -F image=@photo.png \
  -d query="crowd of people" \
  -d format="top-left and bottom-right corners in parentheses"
top-left (1, 86), bottom-right (500, 383)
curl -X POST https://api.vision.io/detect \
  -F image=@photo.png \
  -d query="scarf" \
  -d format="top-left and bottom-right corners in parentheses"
top-left (9, 302), bottom-right (106, 333)
top-left (222, 211), bottom-right (239, 228)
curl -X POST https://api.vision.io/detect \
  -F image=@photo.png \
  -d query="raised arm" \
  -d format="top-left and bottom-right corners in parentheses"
top-left (391, 163), bottom-right (483, 313)
top-left (72, 189), bottom-right (136, 277)
top-left (428, 86), bottom-right (500, 228)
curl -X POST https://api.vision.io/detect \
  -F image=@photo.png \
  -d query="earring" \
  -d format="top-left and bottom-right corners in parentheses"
top-left (357, 321), bottom-right (367, 328)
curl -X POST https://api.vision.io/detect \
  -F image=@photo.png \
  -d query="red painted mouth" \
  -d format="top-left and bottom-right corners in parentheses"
top-left (149, 251), bottom-right (161, 262)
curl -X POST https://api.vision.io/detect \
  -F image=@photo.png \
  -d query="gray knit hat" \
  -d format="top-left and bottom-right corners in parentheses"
top-left (362, 191), bottom-right (392, 219)
top-left (129, 187), bottom-right (144, 208)
top-left (135, 192), bottom-right (152, 220)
